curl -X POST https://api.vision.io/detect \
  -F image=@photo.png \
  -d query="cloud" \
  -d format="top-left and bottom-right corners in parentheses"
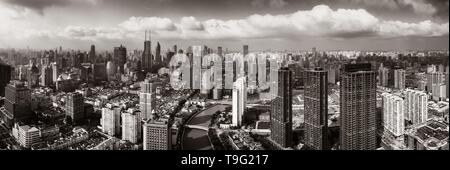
top-left (2, 0), bottom-right (100, 15)
top-left (251, 0), bottom-right (288, 8)
top-left (119, 16), bottom-right (177, 32)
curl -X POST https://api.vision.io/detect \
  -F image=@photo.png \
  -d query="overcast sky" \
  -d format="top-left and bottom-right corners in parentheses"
top-left (0, 0), bottom-right (448, 51)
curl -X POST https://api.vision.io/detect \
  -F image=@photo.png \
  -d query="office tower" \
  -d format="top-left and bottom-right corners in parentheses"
top-left (40, 65), bottom-right (53, 87)
top-left (155, 42), bottom-right (161, 64)
top-left (327, 66), bottom-right (336, 84)
top-left (140, 79), bottom-right (154, 120)
top-left (232, 77), bottom-right (246, 127)
top-left (65, 92), bottom-right (85, 125)
top-left (106, 61), bottom-right (116, 80)
top-left (143, 118), bottom-right (172, 150)
top-left (340, 63), bottom-right (377, 150)
top-left (0, 63), bottom-right (12, 97)
top-left (270, 67), bottom-right (293, 148)
top-left (51, 62), bottom-right (58, 83)
top-left (447, 66), bottom-right (449, 99)
top-left (28, 62), bottom-right (40, 88)
top-left (404, 89), bottom-right (428, 125)
top-left (122, 110), bottom-right (142, 143)
top-left (92, 63), bottom-right (107, 81)
top-left (426, 72), bottom-right (442, 93)
top-left (114, 45), bottom-right (127, 74)
top-left (381, 93), bottom-right (404, 137)
top-left (89, 45), bottom-right (96, 64)
top-left (378, 66), bottom-right (389, 87)
top-left (1, 81), bottom-right (31, 127)
top-left (304, 68), bottom-right (329, 150)
top-left (394, 69), bottom-right (406, 90)
top-left (142, 31), bottom-right (152, 72)
top-left (101, 105), bottom-right (121, 137)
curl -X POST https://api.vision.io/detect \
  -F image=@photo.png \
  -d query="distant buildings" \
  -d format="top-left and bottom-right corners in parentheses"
top-left (122, 110), bottom-right (142, 144)
top-left (40, 65), bottom-right (53, 87)
top-left (405, 89), bottom-right (428, 125)
top-left (65, 92), bottom-right (85, 125)
top-left (381, 93), bottom-right (404, 137)
top-left (270, 67), bottom-right (293, 148)
top-left (427, 72), bottom-right (444, 101)
top-left (304, 68), bottom-right (329, 150)
top-left (143, 118), bottom-right (172, 150)
top-left (232, 77), bottom-right (246, 127)
top-left (101, 104), bottom-right (121, 137)
top-left (340, 63), bottom-right (377, 150)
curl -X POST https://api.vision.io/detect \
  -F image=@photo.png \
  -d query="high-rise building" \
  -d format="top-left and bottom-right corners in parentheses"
top-left (140, 79), bottom-right (154, 120)
top-left (304, 68), bottom-right (329, 150)
top-left (40, 65), bottom-right (53, 87)
top-left (0, 63), bottom-right (12, 97)
top-left (155, 42), bottom-right (161, 64)
top-left (381, 93), bottom-right (404, 137)
top-left (447, 66), bottom-right (449, 99)
top-left (106, 61), bottom-right (116, 80)
top-left (65, 92), bottom-right (85, 125)
top-left (114, 45), bottom-right (127, 74)
top-left (51, 62), bottom-right (58, 83)
top-left (394, 69), bottom-right (405, 90)
top-left (340, 63), bottom-right (377, 150)
top-left (142, 31), bottom-right (152, 72)
top-left (1, 81), bottom-right (31, 128)
top-left (89, 45), bottom-right (96, 64)
top-left (232, 77), bottom-right (246, 127)
top-left (426, 72), bottom-right (443, 94)
top-left (378, 66), bottom-right (389, 87)
top-left (270, 67), bottom-right (293, 148)
top-left (101, 104), bottom-right (121, 137)
top-left (143, 118), bottom-right (172, 150)
top-left (122, 110), bottom-right (142, 143)
top-left (404, 89), bottom-right (428, 125)
top-left (12, 124), bottom-right (40, 148)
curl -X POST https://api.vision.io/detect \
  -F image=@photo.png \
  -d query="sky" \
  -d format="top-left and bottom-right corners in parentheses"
top-left (0, 0), bottom-right (449, 51)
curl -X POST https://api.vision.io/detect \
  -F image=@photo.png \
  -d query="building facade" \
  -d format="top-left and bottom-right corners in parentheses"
top-left (270, 67), bottom-right (293, 148)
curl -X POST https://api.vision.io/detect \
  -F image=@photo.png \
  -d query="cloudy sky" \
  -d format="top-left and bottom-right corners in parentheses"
top-left (0, 0), bottom-right (448, 51)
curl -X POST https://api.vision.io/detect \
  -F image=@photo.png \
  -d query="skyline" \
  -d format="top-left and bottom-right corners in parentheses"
top-left (0, 0), bottom-right (449, 51)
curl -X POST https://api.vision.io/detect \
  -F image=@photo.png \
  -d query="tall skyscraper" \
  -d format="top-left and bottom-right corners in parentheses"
top-left (143, 118), bottom-right (172, 150)
top-left (0, 63), bottom-right (12, 97)
top-left (404, 89), bottom-right (428, 125)
top-left (232, 77), bottom-right (246, 127)
top-left (394, 69), bottom-right (405, 90)
top-left (340, 63), bottom-right (377, 150)
top-left (114, 45), bottom-right (127, 74)
top-left (142, 30), bottom-right (152, 72)
top-left (1, 80), bottom-right (31, 128)
top-left (155, 42), bottom-right (161, 64)
top-left (140, 79), bottom-right (154, 120)
top-left (65, 92), bottom-right (85, 125)
top-left (446, 66), bottom-right (449, 99)
top-left (304, 68), bottom-right (329, 150)
top-left (122, 110), bottom-right (142, 144)
top-left (51, 62), bottom-right (58, 83)
top-left (89, 45), bottom-right (96, 64)
top-left (381, 93), bottom-right (404, 137)
top-left (40, 65), bottom-right (53, 87)
top-left (101, 104), bottom-right (121, 137)
top-left (270, 67), bottom-right (293, 148)
top-left (378, 66), bottom-right (389, 87)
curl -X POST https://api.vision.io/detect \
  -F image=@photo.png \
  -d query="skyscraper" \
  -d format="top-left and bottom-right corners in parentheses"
top-left (40, 65), bottom-right (53, 87)
top-left (155, 42), bottom-right (161, 64)
top-left (0, 63), bottom-right (12, 97)
top-left (142, 30), bottom-right (152, 72)
top-left (89, 45), bottom-right (96, 64)
top-left (340, 63), bottom-right (377, 150)
top-left (394, 69), bottom-right (406, 90)
top-left (270, 67), bottom-right (293, 148)
top-left (232, 77), bottom-right (246, 127)
top-left (304, 68), bottom-right (329, 150)
top-left (143, 118), bottom-right (172, 150)
top-left (114, 45), bottom-right (127, 74)
top-left (381, 93), bottom-right (404, 137)
top-left (65, 92), bottom-right (85, 125)
top-left (101, 104), bottom-right (121, 137)
top-left (140, 79), bottom-right (154, 120)
top-left (1, 80), bottom-right (31, 128)
top-left (122, 110), bottom-right (142, 144)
